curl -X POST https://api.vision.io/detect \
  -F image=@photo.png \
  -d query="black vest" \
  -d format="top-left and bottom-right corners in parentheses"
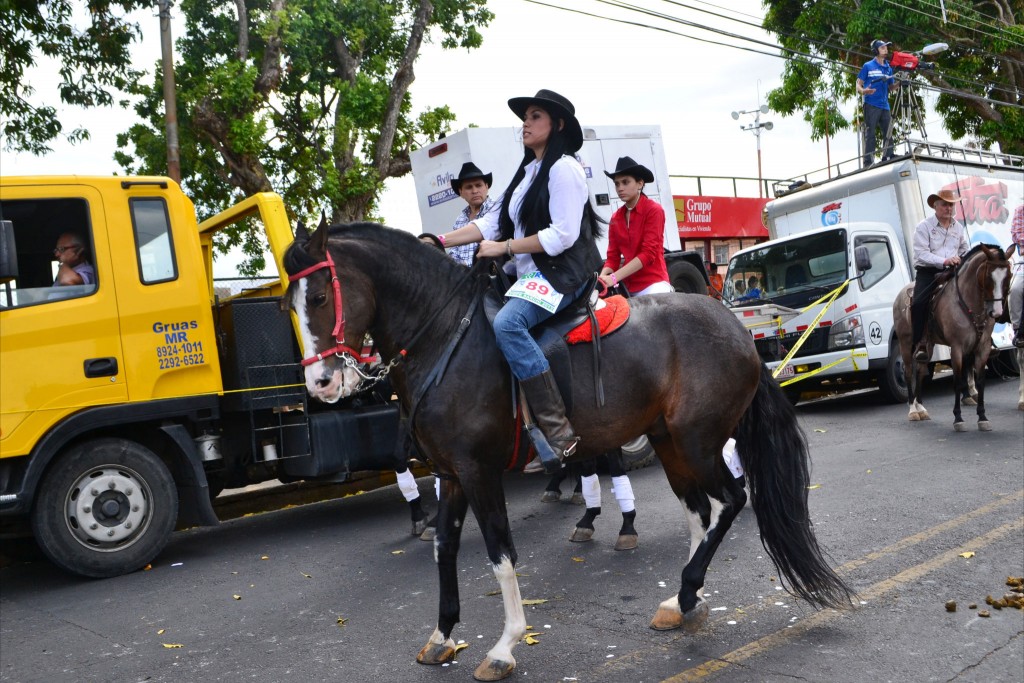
top-left (514, 162), bottom-right (602, 294)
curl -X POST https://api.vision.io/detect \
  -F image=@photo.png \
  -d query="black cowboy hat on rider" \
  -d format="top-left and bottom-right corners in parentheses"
top-left (433, 89), bottom-right (602, 472)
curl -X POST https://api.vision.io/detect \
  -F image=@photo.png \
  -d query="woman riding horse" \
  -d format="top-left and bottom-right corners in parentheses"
top-left (436, 89), bottom-right (601, 473)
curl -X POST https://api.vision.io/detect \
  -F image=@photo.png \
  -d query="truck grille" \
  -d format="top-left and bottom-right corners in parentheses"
top-left (754, 328), bottom-right (830, 363)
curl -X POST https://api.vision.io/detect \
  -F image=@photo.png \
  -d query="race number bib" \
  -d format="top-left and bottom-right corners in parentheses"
top-left (506, 271), bottom-right (564, 313)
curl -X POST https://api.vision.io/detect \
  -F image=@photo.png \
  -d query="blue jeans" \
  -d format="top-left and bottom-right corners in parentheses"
top-left (494, 281), bottom-right (589, 379)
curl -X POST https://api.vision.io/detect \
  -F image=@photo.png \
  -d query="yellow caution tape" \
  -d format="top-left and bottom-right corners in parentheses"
top-left (771, 279), bottom-right (851, 380)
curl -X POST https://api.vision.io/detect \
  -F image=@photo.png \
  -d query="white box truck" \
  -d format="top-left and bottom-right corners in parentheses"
top-left (410, 125), bottom-right (709, 292)
top-left (724, 151), bottom-right (1023, 403)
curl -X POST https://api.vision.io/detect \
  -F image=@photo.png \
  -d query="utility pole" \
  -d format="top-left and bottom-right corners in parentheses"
top-left (158, 0), bottom-right (181, 183)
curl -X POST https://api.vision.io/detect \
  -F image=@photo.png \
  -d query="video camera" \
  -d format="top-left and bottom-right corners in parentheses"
top-left (890, 51), bottom-right (935, 72)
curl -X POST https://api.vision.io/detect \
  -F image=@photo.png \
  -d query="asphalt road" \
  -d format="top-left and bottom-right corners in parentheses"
top-left (2, 376), bottom-right (1022, 683)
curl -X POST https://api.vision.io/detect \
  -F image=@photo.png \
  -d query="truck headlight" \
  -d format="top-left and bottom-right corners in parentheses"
top-left (827, 315), bottom-right (864, 349)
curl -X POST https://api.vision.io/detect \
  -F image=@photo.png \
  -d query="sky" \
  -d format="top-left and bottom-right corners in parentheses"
top-left (4, 0), bottom-right (961, 275)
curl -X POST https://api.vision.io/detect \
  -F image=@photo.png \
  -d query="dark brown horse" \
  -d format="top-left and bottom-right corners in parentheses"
top-left (892, 243), bottom-right (1011, 430)
top-left (282, 221), bottom-right (852, 681)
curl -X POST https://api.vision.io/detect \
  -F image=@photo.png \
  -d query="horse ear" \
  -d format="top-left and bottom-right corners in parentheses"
top-left (318, 211), bottom-right (328, 231)
top-left (294, 219), bottom-right (310, 242)
top-left (309, 214), bottom-right (330, 255)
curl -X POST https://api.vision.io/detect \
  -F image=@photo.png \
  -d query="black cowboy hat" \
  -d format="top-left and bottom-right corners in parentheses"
top-left (507, 89), bottom-right (584, 153)
top-left (450, 162), bottom-right (493, 194)
top-left (604, 156), bottom-right (654, 183)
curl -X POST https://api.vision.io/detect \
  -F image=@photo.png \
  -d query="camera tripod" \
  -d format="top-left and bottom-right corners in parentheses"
top-left (884, 71), bottom-right (930, 153)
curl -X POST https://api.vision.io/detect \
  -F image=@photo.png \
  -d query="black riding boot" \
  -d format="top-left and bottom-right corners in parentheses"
top-left (521, 369), bottom-right (579, 474)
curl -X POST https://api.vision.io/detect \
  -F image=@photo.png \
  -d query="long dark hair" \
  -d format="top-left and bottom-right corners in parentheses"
top-left (497, 108), bottom-right (603, 241)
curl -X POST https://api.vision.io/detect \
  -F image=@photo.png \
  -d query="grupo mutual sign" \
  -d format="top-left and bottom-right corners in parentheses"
top-left (673, 196), bottom-right (770, 239)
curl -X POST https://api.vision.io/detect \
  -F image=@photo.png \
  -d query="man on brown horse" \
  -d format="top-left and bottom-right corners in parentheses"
top-left (911, 189), bottom-right (970, 361)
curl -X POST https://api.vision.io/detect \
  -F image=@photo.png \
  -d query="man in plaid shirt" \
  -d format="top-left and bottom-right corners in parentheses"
top-left (1006, 204), bottom-right (1024, 347)
top-left (446, 162), bottom-right (499, 266)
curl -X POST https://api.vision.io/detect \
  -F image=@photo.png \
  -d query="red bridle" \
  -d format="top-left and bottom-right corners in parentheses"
top-left (287, 250), bottom-right (380, 367)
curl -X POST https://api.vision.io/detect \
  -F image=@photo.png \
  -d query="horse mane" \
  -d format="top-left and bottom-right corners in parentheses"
top-left (282, 221), bottom-right (487, 352)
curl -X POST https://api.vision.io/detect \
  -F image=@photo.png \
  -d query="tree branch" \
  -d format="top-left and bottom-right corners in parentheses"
top-left (234, 0), bottom-right (248, 61)
top-left (372, 0), bottom-right (432, 176)
top-left (255, 0), bottom-right (285, 96)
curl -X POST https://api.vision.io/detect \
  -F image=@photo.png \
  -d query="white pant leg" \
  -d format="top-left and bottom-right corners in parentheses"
top-left (396, 468), bottom-right (419, 502)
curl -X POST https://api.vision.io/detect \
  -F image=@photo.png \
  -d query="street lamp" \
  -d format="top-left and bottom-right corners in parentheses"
top-left (731, 105), bottom-right (773, 198)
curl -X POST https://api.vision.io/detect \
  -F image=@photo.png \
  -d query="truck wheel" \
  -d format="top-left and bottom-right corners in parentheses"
top-left (31, 438), bottom-right (178, 579)
top-left (668, 261), bottom-right (706, 294)
top-left (876, 340), bottom-right (909, 404)
top-left (620, 436), bottom-right (656, 471)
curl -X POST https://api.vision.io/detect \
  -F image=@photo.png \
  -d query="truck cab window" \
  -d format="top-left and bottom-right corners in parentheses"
top-left (854, 236), bottom-right (894, 290)
top-left (0, 198), bottom-right (97, 309)
top-left (131, 198), bottom-right (177, 284)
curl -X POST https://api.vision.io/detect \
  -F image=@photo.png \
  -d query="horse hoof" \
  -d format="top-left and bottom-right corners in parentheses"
top-left (417, 640), bottom-right (456, 665)
top-left (681, 599), bottom-right (710, 633)
top-left (569, 527), bottom-right (594, 543)
top-left (962, 396), bottom-right (977, 406)
top-left (473, 656), bottom-right (515, 681)
top-left (412, 518), bottom-right (428, 536)
top-left (540, 490), bottom-right (561, 503)
top-left (419, 526), bottom-right (435, 542)
top-left (954, 422), bottom-right (967, 432)
top-left (908, 412), bottom-right (921, 422)
top-left (569, 492), bottom-right (585, 506)
top-left (1018, 401), bottom-right (1024, 411)
top-left (919, 410), bottom-right (931, 420)
top-left (978, 421), bottom-right (992, 432)
top-left (649, 605), bottom-right (682, 631)
top-left (614, 534), bottom-right (638, 551)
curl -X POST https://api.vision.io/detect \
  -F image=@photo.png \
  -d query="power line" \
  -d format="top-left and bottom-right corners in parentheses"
top-left (880, 0), bottom-right (1022, 47)
top-left (591, 0), bottom-right (1023, 107)
top-left (814, 0), bottom-right (1024, 68)
top-left (911, 0), bottom-right (1022, 43)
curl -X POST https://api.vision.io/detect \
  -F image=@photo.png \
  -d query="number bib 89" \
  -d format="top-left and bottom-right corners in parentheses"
top-left (505, 270), bottom-right (564, 313)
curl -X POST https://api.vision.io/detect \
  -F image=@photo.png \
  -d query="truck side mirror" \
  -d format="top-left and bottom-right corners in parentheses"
top-left (0, 220), bottom-right (18, 282)
top-left (854, 245), bottom-right (872, 273)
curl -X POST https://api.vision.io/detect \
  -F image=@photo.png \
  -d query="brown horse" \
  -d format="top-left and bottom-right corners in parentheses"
top-left (282, 220), bottom-right (852, 681)
top-left (892, 244), bottom-right (1011, 430)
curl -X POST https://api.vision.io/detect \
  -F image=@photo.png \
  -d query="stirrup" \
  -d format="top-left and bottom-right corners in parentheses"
top-left (913, 346), bottom-right (928, 362)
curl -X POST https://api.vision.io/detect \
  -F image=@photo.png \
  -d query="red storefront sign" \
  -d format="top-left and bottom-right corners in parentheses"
top-left (673, 196), bottom-right (770, 239)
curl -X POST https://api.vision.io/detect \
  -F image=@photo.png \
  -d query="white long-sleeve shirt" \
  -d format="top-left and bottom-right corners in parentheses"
top-left (912, 214), bottom-right (969, 269)
top-left (474, 155), bottom-right (587, 277)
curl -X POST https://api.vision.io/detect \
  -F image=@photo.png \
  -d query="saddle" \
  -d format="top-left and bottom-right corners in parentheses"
top-left (483, 268), bottom-right (631, 416)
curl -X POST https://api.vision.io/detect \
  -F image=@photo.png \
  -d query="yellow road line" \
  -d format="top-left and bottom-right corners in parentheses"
top-left (662, 517), bottom-right (1024, 682)
top-left (598, 490), bottom-right (1023, 674)
top-left (834, 489), bottom-right (1023, 575)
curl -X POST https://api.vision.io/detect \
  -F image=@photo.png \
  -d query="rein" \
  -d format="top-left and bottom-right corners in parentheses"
top-left (950, 251), bottom-right (1000, 334)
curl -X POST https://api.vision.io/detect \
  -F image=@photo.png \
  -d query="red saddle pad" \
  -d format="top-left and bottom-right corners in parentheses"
top-left (565, 295), bottom-right (630, 345)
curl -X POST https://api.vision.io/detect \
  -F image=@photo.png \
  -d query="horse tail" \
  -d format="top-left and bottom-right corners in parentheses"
top-left (735, 364), bottom-right (854, 609)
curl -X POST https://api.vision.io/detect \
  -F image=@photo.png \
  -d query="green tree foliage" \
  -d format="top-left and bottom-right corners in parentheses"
top-left (116, 0), bottom-right (492, 271)
top-left (762, 0), bottom-right (1023, 157)
top-left (0, 0), bottom-right (146, 154)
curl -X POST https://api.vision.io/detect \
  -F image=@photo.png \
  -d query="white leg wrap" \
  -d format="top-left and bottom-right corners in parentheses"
top-left (581, 473), bottom-right (602, 508)
top-left (486, 556), bottom-right (525, 666)
top-left (722, 437), bottom-right (744, 478)
top-left (433, 476), bottom-right (440, 500)
top-left (396, 468), bottom-right (419, 502)
top-left (611, 475), bottom-right (635, 513)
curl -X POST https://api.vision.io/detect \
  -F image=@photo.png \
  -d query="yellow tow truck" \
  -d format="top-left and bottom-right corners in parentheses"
top-left (0, 176), bottom-right (401, 578)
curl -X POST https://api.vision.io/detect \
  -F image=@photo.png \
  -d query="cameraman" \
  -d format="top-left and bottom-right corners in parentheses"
top-left (856, 39), bottom-right (896, 168)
